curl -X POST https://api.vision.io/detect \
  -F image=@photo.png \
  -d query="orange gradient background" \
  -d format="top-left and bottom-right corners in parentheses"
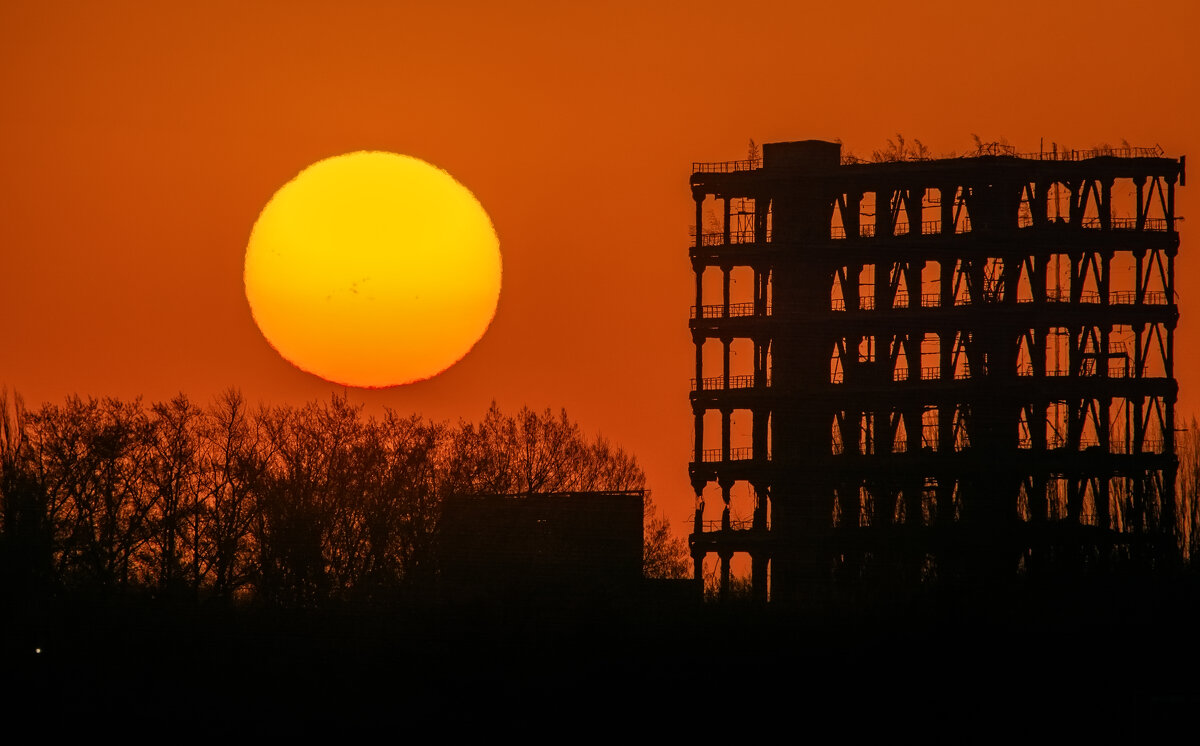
top-left (2, 0), bottom-right (1197, 541)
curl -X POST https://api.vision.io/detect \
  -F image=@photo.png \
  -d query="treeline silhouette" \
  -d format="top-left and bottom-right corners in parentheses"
top-left (0, 389), bottom-right (689, 607)
top-left (5, 393), bottom-right (1200, 723)
top-left (1173, 420), bottom-right (1200, 560)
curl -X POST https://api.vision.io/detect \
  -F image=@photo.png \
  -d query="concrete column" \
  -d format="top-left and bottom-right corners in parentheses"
top-left (941, 185), bottom-right (956, 234)
top-left (1069, 183), bottom-right (1082, 227)
top-left (722, 266), bottom-right (731, 317)
top-left (721, 480), bottom-right (732, 530)
top-left (753, 408), bottom-right (768, 460)
top-left (876, 189), bottom-right (894, 237)
top-left (723, 197), bottom-right (731, 245)
top-left (692, 489), bottom-right (705, 586)
top-left (940, 260), bottom-right (954, 308)
top-left (753, 268), bottom-right (763, 316)
top-left (721, 408), bottom-right (731, 461)
top-left (1134, 176), bottom-right (1146, 230)
top-left (1101, 251), bottom-right (1113, 306)
top-left (1032, 180), bottom-right (1049, 227)
top-left (1100, 178), bottom-right (1113, 230)
top-left (1167, 176), bottom-right (1176, 231)
top-left (751, 554), bottom-right (768, 603)
top-left (722, 338), bottom-right (731, 388)
top-left (844, 192), bottom-right (862, 239)
top-left (1070, 252), bottom-right (1083, 304)
top-left (753, 482), bottom-right (768, 528)
top-left (1135, 250), bottom-right (1145, 305)
top-left (907, 188), bottom-right (924, 234)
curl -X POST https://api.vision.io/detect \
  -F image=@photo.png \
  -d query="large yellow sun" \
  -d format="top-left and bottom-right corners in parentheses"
top-left (244, 151), bottom-right (501, 388)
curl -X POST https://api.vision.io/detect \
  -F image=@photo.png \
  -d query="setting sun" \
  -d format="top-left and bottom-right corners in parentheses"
top-left (244, 151), bottom-right (502, 387)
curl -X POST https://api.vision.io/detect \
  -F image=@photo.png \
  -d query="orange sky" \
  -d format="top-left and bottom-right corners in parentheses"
top-left (2, 0), bottom-right (1197, 539)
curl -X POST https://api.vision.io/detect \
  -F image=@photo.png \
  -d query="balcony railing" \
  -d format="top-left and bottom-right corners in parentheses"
top-left (1141, 438), bottom-right (1166, 453)
top-left (832, 441), bottom-right (910, 455)
top-left (698, 447), bottom-right (758, 463)
top-left (829, 298), bottom-right (882, 311)
top-left (1018, 215), bottom-right (1172, 230)
top-left (692, 158), bottom-right (762, 174)
top-left (695, 290), bottom-right (1170, 320)
top-left (695, 519), bottom-right (760, 532)
top-left (1013, 145), bottom-right (1165, 161)
top-left (827, 289), bottom-right (1169, 312)
top-left (694, 215), bottom-right (1173, 247)
top-left (692, 229), bottom-right (766, 246)
top-left (830, 219), bottom-right (966, 238)
top-left (1047, 290), bottom-right (1170, 304)
top-left (691, 302), bottom-right (770, 319)
top-left (1044, 438), bottom-right (1167, 453)
top-left (1110, 290), bottom-right (1169, 305)
top-left (819, 362), bottom-right (1158, 383)
top-left (830, 437), bottom-right (1171, 455)
top-left (830, 224), bottom-right (878, 239)
top-left (691, 374), bottom-right (770, 391)
top-left (893, 219), bottom-right (943, 236)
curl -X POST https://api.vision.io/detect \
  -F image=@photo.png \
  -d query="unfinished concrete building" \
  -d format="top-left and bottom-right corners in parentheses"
top-left (687, 139), bottom-right (1185, 602)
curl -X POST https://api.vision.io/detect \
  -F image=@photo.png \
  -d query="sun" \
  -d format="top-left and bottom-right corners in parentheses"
top-left (244, 151), bottom-right (502, 388)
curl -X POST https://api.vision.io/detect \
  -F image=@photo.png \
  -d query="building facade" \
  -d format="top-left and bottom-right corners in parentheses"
top-left (687, 139), bottom-right (1185, 602)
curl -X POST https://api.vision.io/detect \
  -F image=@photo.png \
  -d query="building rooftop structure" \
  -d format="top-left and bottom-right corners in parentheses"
top-left (686, 139), bottom-right (1186, 603)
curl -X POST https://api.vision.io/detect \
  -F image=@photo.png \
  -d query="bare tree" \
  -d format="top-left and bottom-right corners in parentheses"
top-left (1176, 418), bottom-right (1200, 561)
top-left (0, 389), bottom-right (56, 596)
top-left (194, 389), bottom-right (263, 599)
top-left (254, 396), bottom-right (359, 606)
top-left (4, 392), bottom-right (692, 603)
top-left (145, 394), bottom-right (201, 594)
top-left (31, 397), bottom-right (158, 591)
top-left (642, 492), bottom-right (689, 579)
top-left (356, 411), bottom-right (447, 595)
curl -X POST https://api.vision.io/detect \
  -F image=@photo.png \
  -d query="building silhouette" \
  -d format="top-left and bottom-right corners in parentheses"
top-left (687, 139), bottom-right (1186, 602)
top-left (439, 491), bottom-right (643, 600)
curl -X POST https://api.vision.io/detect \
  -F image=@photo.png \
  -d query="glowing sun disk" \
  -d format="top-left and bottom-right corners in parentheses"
top-left (244, 151), bottom-right (502, 387)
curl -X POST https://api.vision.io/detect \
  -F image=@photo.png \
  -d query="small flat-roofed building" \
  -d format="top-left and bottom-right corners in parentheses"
top-left (439, 490), bottom-right (644, 601)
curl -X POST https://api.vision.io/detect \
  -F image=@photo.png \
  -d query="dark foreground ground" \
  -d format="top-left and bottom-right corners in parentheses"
top-left (6, 576), bottom-right (1200, 735)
